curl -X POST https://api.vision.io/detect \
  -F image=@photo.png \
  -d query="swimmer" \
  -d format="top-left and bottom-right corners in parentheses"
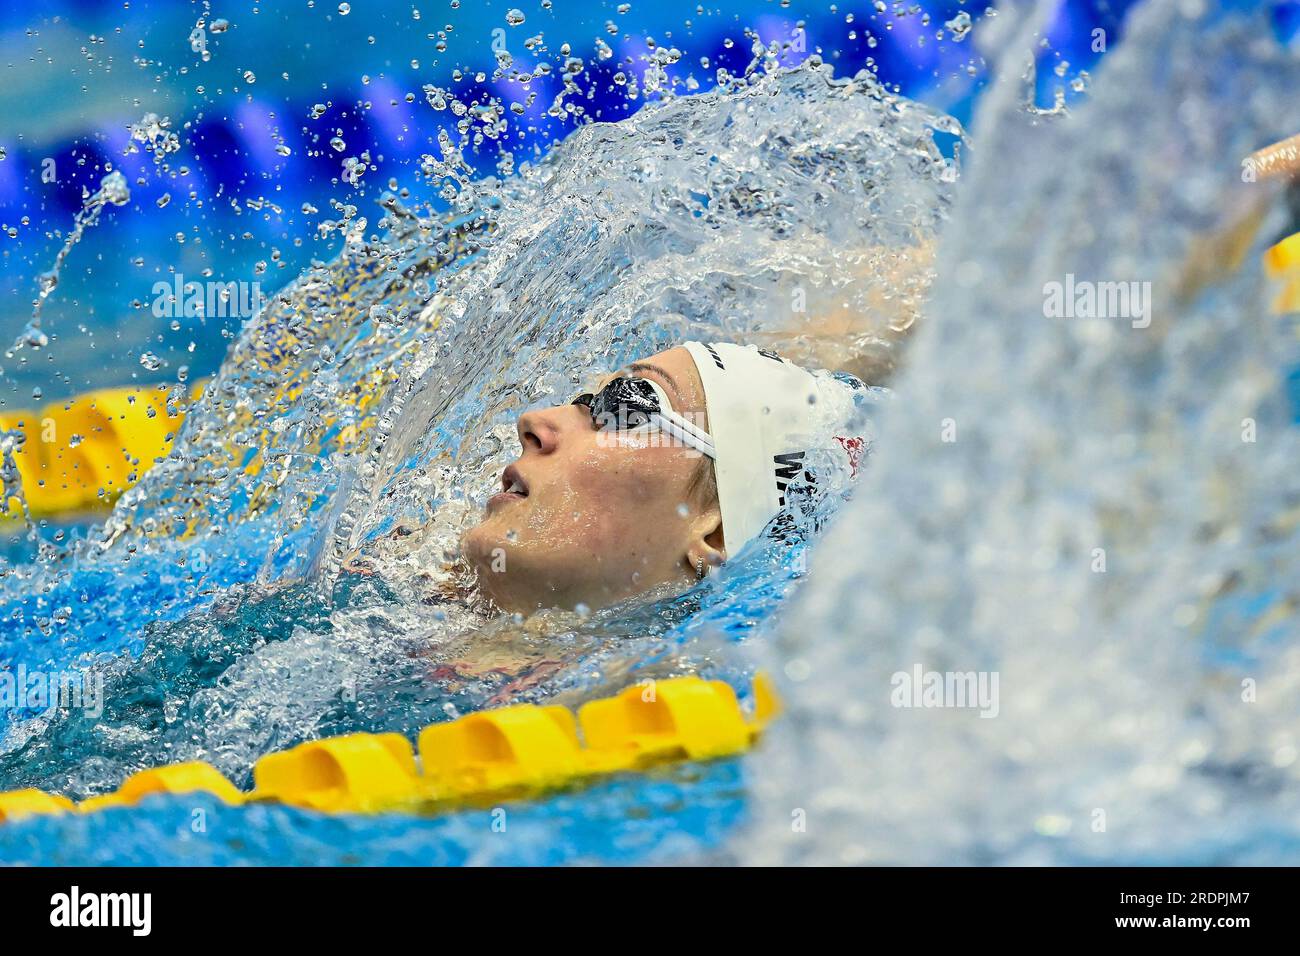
top-left (459, 341), bottom-right (879, 615)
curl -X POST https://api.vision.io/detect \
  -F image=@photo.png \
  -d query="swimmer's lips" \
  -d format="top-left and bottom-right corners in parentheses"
top-left (487, 464), bottom-right (529, 511)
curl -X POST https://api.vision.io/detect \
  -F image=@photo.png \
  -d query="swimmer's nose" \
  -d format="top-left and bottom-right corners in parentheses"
top-left (517, 405), bottom-right (570, 454)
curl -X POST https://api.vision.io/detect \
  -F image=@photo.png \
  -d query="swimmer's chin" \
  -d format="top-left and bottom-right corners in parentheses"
top-left (459, 522), bottom-right (501, 573)
top-left (459, 529), bottom-right (593, 616)
top-left (460, 523), bottom-right (524, 609)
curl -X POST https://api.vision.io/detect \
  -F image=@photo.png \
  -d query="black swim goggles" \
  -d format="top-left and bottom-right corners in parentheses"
top-left (571, 376), bottom-right (715, 458)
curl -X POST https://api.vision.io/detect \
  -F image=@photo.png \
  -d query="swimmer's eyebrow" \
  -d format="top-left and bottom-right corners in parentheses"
top-left (624, 362), bottom-right (682, 403)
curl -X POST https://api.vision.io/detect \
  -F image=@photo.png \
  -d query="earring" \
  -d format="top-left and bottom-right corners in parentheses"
top-left (696, 557), bottom-right (706, 580)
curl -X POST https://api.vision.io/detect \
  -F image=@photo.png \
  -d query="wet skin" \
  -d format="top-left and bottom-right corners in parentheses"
top-left (461, 347), bottom-right (726, 614)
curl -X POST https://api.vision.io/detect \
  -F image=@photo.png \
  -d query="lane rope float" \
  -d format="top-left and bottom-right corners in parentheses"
top-left (0, 673), bottom-right (781, 823)
top-left (0, 383), bottom-right (195, 521)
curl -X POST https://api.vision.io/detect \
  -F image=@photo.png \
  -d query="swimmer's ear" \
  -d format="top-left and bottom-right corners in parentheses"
top-left (685, 507), bottom-right (726, 578)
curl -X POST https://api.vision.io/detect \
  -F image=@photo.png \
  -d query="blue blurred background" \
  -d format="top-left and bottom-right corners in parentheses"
top-left (0, 0), bottom-right (1209, 411)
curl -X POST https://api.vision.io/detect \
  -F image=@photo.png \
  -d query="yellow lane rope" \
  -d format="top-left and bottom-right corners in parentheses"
top-left (0, 674), bottom-right (780, 823)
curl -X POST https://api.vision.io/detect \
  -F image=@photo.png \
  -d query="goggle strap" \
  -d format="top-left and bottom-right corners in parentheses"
top-left (654, 412), bottom-right (716, 459)
top-left (660, 408), bottom-right (713, 447)
top-left (639, 379), bottom-right (714, 446)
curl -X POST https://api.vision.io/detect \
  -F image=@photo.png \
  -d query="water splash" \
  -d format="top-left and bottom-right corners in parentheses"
top-left (741, 0), bottom-right (1300, 865)
top-left (0, 64), bottom-right (956, 798)
top-left (9, 170), bottom-right (130, 357)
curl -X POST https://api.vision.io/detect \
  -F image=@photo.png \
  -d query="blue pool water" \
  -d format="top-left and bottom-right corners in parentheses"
top-left (2, 0), bottom-right (1300, 867)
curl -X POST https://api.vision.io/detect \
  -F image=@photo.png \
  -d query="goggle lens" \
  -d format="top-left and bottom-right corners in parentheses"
top-left (572, 377), bottom-right (662, 431)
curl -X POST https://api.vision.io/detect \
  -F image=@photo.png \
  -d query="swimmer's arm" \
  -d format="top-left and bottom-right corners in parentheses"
top-left (756, 240), bottom-right (936, 384)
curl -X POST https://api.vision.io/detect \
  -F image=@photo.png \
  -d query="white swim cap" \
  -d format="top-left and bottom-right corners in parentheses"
top-left (683, 341), bottom-right (882, 559)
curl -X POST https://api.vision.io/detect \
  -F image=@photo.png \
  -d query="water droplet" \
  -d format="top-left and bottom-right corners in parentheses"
top-left (945, 11), bottom-right (972, 42)
top-left (18, 324), bottom-right (48, 350)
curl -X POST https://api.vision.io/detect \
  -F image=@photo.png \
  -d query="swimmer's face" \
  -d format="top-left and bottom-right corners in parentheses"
top-left (461, 347), bottom-right (725, 614)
